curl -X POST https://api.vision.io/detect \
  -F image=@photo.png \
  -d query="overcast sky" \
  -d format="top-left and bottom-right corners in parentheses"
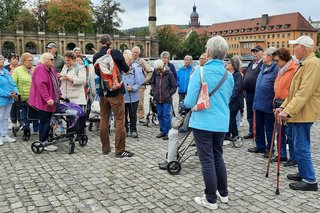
top-left (93, 0), bottom-right (320, 30)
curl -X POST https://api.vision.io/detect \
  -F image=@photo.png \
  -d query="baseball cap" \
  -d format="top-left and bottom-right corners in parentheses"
top-left (46, 43), bottom-right (58, 49)
top-left (251, 45), bottom-right (263, 52)
top-left (288, 36), bottom-right (314, 48)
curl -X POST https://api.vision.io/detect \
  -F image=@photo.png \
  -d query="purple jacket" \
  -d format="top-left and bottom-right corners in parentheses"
top-left (29, 63), bottom-right (60, 112)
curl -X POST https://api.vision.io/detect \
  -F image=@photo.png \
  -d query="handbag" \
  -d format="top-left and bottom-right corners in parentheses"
top-left (91, 94), bottom-right (100, 114)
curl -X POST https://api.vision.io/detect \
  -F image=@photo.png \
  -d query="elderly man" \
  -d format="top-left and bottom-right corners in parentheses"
top-left (248, 47), bottom-right (278, 157)
top-left (131, 46), bottom-right (152, 124)
top-left (46, 43), bottom-right (64, 73)
top-left (242, 45), bottom-right (264, 139)
top-left (276, 36), bottom-right (320, 191)
top-left (176, 55), bottom-right (193, 103)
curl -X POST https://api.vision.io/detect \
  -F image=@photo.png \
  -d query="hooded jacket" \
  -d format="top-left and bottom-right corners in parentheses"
top-left (151, 67), bottom-right (177, 103)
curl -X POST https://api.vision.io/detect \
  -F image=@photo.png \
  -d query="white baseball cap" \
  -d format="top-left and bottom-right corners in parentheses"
top-left (288, 36), bottom-right (314, 48)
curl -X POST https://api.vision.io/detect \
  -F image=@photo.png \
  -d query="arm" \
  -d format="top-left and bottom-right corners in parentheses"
top-left (230, 72), bottom-right (243, 101)
top-left (184, 69), bottom-right (201, 108)
top-left (132, 66), bottom-right (144, 92)
top-left (72, 65), bottom-right (86, 85)
top-left (111, 49), bottom-right (129, 73)
top-left (141, 59), bottom-right (153, 83)
top-left (150, 71), bottom-right (156, 96)
top-left (168, 72), bottom-right (177, 96)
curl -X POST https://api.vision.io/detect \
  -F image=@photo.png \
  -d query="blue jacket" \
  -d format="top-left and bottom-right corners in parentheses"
top-left (253, 62), bottom-right (278, 113)
top-left (168, 62), bottom-right (177, 80)
top-left (177, 65), bottom-right (193, 94)
top-left (0, 68), bottom-right (18, 107)
top-left (123, 62), bottom-right (144, 103)
top-left (229, 71), bottom-right (244, 112)
top-left (184, 59), bottom-right (234, 132)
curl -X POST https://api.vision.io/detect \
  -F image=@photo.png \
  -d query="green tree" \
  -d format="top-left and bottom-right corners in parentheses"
top-left (0, 0), bottom-right (26, 30)
top-left (48, 0), bottom-right (92, 32)
top-left (31, 0), bottom-right (49, 31)
top-left (181, 31), bottom-right (208, 59)
top-left (93, 0), bottom-right (125, 34)
top-left (157, 26), bottom-right (182, 58)
top-left (315, 50), bottom-right (320, 58)
top-left (4, 9), bottom-right (38, 32)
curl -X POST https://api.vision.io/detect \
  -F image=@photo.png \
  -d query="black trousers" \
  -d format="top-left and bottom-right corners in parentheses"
top-left (125, 101), bottom-right (139, 133)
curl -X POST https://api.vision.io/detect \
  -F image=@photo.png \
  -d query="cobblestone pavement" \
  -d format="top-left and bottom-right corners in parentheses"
top-left (0, 87), bottom-right (319, 213)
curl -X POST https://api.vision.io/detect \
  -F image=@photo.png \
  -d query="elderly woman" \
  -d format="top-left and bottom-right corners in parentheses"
top-left (272, 48), bottom-right (298, 166)
top-left (0, 55), bottom-right (19, 145)
top-left (60, 51), bottom-right (87, 138)
top-left (176, 55), bottom-right (193, 103)
top-left (160, 51), bottom-right (177, 80)
top-left (12, 53), bottom-right (39, 134)
top-left (29, 53), bottom-right (60, 151)
top-left (248, 47), bottom-right (278, 158)
top-left (122, 50), bottom-right (144, 138)
top-left (183, 36), bottom-right (234, 210)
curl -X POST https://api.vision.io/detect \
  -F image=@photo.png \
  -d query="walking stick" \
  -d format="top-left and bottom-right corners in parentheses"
top-left (265, 118), bottom-right (277, 178)
top-left (253, 110), bottom-right (256, 142)
top-left (276, 121), bottom-right (283, 195)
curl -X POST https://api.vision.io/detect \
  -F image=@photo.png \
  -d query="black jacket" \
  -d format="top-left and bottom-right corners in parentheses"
top-left (242, 60), bottom-right (263, 94)
top-left (229, 71), bottom-right (244, 112)
top-left (93, 45), bottom-right (129, 97)
top-left (151, 68), bottom-right (177, 103)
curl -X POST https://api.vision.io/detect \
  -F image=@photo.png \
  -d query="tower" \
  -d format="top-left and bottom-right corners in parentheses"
top-left (189, 4), bottom-right (200, 28)
top-left (148, 0), bottom-right (159, 57)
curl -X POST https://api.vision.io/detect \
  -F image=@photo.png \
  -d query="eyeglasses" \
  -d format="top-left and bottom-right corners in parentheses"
top-left (49, 58), bottom-right (54, 61)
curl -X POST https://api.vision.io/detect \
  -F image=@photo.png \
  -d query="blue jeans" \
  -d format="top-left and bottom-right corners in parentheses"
top-left (277, 124), bottom-right (287, 158)
top-left (286, 124), bottom-right (295, 161)
top-left (21, 103), bottom-right (39, 131)
top-left (291, 123), bottom-right (316, 183)
top-left (193, 128), bottom-right (228, 204)
top-left (244, 92), bottom-right (254, 134)
top-left (255, 110), bottom-right (274, 152)
top-left (156, 103), bottom-right (172, 135)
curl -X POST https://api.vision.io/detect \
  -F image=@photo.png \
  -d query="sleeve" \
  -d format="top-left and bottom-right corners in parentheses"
top-left (230, 72), bottom-right (243, 101)
top-left (141, 59), bottom-right (153, 83)
top-left (169, 72), bottom-right (177, 96)
top-left (176, 67), bottom-right (181, 87)
top-left (72, 65), bottom-right (86, 86)
top-left (132, 66), bottom-right (144, 92)
top-left (170, 63), bottom-right (177, 80)
top-left (111, 49), bottom-right (129, 73)
top-left (150, 71), bottom-right (156, 96)
top-left (11, 68), bottom-right (20, 94)
top-left (35, 70), bottom-right (52, 102)
top-left (184, 69), bottom-right (201, 108)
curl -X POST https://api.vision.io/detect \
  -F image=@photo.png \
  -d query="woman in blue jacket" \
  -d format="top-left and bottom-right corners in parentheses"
top-left (0, 55), bottom-right (19, 145)
top-left (176, 55), bottom-right (193, 103)
top-left (183, 36), bottom-right (234, 210)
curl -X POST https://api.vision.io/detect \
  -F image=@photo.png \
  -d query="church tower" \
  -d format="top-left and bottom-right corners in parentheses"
top-left (189, 4), bottom-right (200, 28)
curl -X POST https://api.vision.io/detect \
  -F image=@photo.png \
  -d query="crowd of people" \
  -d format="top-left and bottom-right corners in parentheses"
top-left (0, 33), bottom-right (319, 211)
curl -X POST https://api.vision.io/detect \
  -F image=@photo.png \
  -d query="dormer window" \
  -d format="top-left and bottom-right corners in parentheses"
top-left (223, 30), bottom-right (228, 34)
top-left (254, 27), bottom-right (259, 31)
top-left (276, 25), bottom-right (282, 29)
top-left (247, 28), bottom-right (252, 32)
top-left (268, 25), bottom-right (274, 30)
top-left (241, 28), bottom-right (245, 32)
top-left (261, 27), bottom-right (265, 31)
top-left (284, 24), bottom-right (291, 29)
top-left (229, 30), bottom-right (233, 33)
top-left (213, 32), bottom-right (217, 35)
top-left (235, 29), bottom-right (239, 33)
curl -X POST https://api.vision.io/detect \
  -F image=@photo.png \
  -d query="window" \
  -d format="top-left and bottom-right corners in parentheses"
top-left (282, 41), bottom-right (285, 48)
top-left (284, 24), bottom-right (291, 29)
top-left (276, 25), bottom-right (282, 29)
top-left (258, 35), bottom-right (261, 38)
top-left (310, 33), bottom-right (313, 37)
top-left (229, 30), bottom-right (233, 33)
top-left (250, 36), bottom-right (252, 39)
top-left (246, 36), bottom-right (248, 39)
top-left (254, 27), bottom-right (259, 31)
top-left (268, 34), bottom-right (270, 38)
top-left (247, 28), bottom-right (252, 32)
top-left (267, 42), bottom-right (270, 48)
top-left (263, 35), bottom-right (266, 38)
top-left (235, 29), bottom-right (239, 33)
top-left (261, 27), bottom-right (266, 31)
top-left (305, 33), bottom-right (308, 36)
top-left (300, 32), bottom-right (303, 36)
top-left (276, 42), bottom-right (280, 48)
top-left (277, 34), bottom-right (280, 38)
top-left (268, 25), bottom-right (274, 30)
top-left (241, 28), bottom-right (245, 32)
top-left (282, 33), bottom-right (285, 38)
top-left (287, 32), bottom-right (291, 37)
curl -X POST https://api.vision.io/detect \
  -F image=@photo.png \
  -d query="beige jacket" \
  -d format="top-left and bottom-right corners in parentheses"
top-left (137, 58), bottom-right (153, 84)
top-left (281, 52), bottom-right (320, 122)
top-left (60, 63), bottom-right (87, 105)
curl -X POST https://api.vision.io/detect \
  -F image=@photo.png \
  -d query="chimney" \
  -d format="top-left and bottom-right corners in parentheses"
top-left (261, 14), bottom-right (268, 27)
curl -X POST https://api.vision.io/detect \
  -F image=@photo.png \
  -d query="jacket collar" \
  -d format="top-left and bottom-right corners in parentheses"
top-left (301, 52), bottom-right (316, 66)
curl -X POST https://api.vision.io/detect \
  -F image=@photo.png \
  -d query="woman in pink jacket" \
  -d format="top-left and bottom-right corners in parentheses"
top-left (29, 53), bottom-right (60, 151)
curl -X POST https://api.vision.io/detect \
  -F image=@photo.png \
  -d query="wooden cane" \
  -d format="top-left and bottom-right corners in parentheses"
top-left (265, 118), bottom-right (277, 178)
top-left (276, 122), bottom-right (283, 195)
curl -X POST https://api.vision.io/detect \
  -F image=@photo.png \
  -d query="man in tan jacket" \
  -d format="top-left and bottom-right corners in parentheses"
top-left (276, 36), bottom-right (320, 191)
top-left (132, 46), bottom-right (153, 123)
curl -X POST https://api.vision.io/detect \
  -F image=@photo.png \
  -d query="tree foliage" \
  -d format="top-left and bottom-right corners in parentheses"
top-left (5, 9), bottom-right (38, 32)
top-left (0, 0), bottom-right (26, 30)
top-left (157, 26), bottom-right (182, 59)
top-left (48, 0), bottom-right (92, 32)
top-left (93, 0), bottom-right (125, 34)
top-left (181, 31), bottom-right (208, 59)
top-left (31, 0), bottom-right (49, 31)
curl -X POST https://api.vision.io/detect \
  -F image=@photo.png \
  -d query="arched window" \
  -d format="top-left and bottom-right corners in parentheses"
top-left (85, 43), bottom-right (95, 54)
top-left (119, 44), bottom-right (128, 53)
top-left (2, 41), bottom-right (15, 57)
top-left (66, 43), bottom-right (76, 51)
top-left (25, 42), bottom-right (37, 54)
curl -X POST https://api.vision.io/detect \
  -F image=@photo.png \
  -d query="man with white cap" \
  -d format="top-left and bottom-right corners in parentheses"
top-left (46, 42), bottom-right (64, 73)
top-left (275, 35), bottom-right (320, 191)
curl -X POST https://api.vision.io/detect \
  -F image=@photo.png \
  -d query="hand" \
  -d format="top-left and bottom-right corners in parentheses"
top-left (274, 107), bottom-right (283, 117)
top-left (47, 99), bottom-right (54, 106)
top-left (65, 75), bottom-right (73, 82)
top-left (126, 85), bottom-right (133, 92)
top-left (277, 111), bottom-right (288, 124)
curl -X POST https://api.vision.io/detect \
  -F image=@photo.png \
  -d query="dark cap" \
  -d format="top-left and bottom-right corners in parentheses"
top-left (99, 34), bottom-right (112, 45)
top-left (251, 45), bottom-right (263, 52)
top-left (46, 43), bottom-right (58, 49)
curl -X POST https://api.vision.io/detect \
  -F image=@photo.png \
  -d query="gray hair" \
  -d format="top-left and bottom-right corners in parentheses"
top-left (132, 46), bottom-right (141, 53)
top-left (264, 47), bottom-right (277, 56)
top-left (160, 51), bottom-right (170, 59)
top-left (39, 53), bottom-right (54, 64)
top-left (73, 47), bottom-right (82, 52)
top-left (184, 55), bottom-right (193, 61)
top-left (0, 55), bottom-right (4, 60)
top-left (229, 56), bottom-right (241, 71)
top-left (123, 49), bottom-right (133, 64)
top-left (205, 36), bottom-right (228, 60)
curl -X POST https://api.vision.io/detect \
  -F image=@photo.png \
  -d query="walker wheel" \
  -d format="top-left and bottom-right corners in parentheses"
top-left (69, 140), bottom-right (75, 154)
top-left (31, 141), bottom-right (44, 154)
top-left (232, 136), bottom-right (243, 148)
top-left (167, 161), bottom-right (181, 175)
top-left (79, 135), bottom-right (88, 147)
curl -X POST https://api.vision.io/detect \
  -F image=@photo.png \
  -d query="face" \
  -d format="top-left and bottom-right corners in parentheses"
top-left (10, 56), bottom-right (19, 65)
top-left (184, 58), bottom-right (192, 67)
top-left (48, 47), bottom-right (57, 54)
top-left (226, 62), bottom-right (234, 72)
top-left (23, 56), bottom-right (34, 69)
top-left (262, 51), bottom-right (273, 64)
top-left (74, 51), bottom-right (82, 57)
top-left (252, 50), bottom-right (263, 61)
top-left (76, 58), bottom-right (83, 65)
top-left (132, 49), bottom-right (140, 60)
top-left (64, 57), bottom-right (76, 67)
top-left (293, 44), bottom-right (305, 60)
top-left (199, 56), bottom-right (207, 66)
top-left (161, 56), bottom-right (169, 65)
top-left (45, 56), bottom-right (54, 68)
top-left (273, 56), bottom-right (287, 69)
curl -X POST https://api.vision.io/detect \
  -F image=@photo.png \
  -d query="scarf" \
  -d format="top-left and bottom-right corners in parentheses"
top-left (48, 68), bottom-right (59, 104)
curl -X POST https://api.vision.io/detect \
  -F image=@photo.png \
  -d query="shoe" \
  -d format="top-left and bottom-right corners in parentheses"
top-left (44, 145), bottom-right (58, 152)
top-left (139, 119), bottom-right (146, 124)
top-left (224, 136), bottom-right (232, 141)
top-left (248, 147), bottom-right (264, 153)
top-left (243, 133), bottom-right (254, 139)
top-left (131, 132), bottom-right (138, 138)
top-left (223, 140), bottom-right (231, 146)
top-left (287, 173), bottom-right (302, 181)
top-left (284, 160), bottom-right (297, 167)
top-left (159, 161), bottom-right (168, 170)
top-left (0, 138), bottom-right (3, 146)
top-left (156, 133), bottom-right (166, 138)
top-left (194, 196), bottom-right (217, 210)
top-left (216, 191), bottom-right (228, 203)
top-left (115, 150), bottom-right (134, 158)
top-left (102, 148), bottom-right (111, 155)
top-left (162, 135), bottom-right (169, 140)
top-left (289, 181), bottom-right (318, 191)
top-left (271, 156), bottom-right (288, 163)
top-left (264, 152), bottom-right (273, 158)
top-left (2, 136), bottom-right (16, 143)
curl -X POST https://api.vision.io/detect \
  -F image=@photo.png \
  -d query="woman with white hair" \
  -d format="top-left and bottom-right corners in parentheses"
top-left (182, 36), bottom-right (234, 210)
top-left (29, 53), bottom-right (60, 151)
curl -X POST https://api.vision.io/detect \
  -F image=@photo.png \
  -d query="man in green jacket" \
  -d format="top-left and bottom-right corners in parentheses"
top-left (47, 43), bottom-right (64, 73)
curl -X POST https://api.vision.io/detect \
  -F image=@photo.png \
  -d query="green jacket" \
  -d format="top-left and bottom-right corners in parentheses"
top-left (12, 65), bottom-right (32, 102)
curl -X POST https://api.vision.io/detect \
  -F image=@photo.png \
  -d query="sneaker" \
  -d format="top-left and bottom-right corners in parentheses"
top-left (2, 136), bottom-right (16, 143)
top-left (284, 160), bottom-right (297, 167)
top-left (223, 140), bottom-right (231, 146)
top-left (216, 191), bottom-right (228, 203)
top-left (194, 196), bottom-right (218, 210)
top-left (271, 156), bottom-right (288, 163)
top-left (131, 132), bottom-right (138, 138)
top-left (0, 138), bottom-right (3, 146)
top-left (44, 145), bottom-right (58, 152)
top-left (115, 150), bottom-right (134, 158)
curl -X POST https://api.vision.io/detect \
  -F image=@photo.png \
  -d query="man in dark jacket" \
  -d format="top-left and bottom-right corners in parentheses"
top-left (151, 59), bottom-right (177, 140)
top-left (93, 34), bottom-right (134, 158)
top-left (242, 45), bottom-right (264, 139)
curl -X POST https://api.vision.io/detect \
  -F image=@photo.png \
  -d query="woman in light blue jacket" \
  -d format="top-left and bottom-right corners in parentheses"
top-left (0, 55), bottom-right (19, 145)
top-left (183, 36), bottom-right (234, 210)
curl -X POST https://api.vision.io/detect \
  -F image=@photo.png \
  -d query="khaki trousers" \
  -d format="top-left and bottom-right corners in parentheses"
top-left (137, 85), bottom-right (146, 119)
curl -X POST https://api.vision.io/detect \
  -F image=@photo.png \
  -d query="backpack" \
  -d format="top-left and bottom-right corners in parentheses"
top-left (94, 49), bottom-right (123, 92)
